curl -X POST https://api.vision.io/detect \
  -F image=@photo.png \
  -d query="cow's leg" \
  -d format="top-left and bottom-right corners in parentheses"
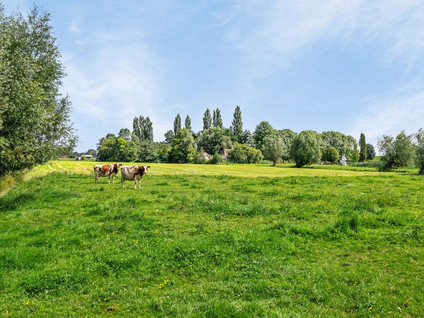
top-left (134, 179), bottom-right (137, 189)
top-left (121, 176), bottom-right (125, 188)
top-left (112, 174), bottom-right (115, 184)
top-left (108, 175), bottom-right (111, 184)
top-left (138, 179), bottom-right (141, 189)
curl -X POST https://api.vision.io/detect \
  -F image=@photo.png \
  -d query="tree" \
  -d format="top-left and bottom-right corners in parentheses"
top-left (263, 136), bottom-right (285, 166)
top-left (228, 143), bottom-right (263, 163)
top-left (231, 106), bottom-right (243, 142)
top-left (143, 117), bottom-right (153, 142)
top-left (164, 130), bottom-right (175, 144)
top-left (239, 130), bottom-right (252, 145)
top-left (203, 108), bottom-right (212, 130)
top-left (359, 133), bottom-right (366, 162)
top-left (213, 108), bottom-right (223, 129)
top-left (278, 129), bottom-right (297, 161)
top-left (132, 117), bottom-right (141, 140)
top-left (366, 144), bottom-right (376, 160)
top-left (0, 7), bottom-right (77, 176)
top-left (196, 127), bottom-right (230, 155)
top-left (322, 146), bottom-right (340, 164)
top-left (290, 130), bottom-right (322, 167)
top-left (378, 131), bottom-right (415, 170)
top-left (139, 140), bottom-right (157, 162)
top-left (118, 128), bottom-right (132, 142)
top-left (253, 121), bottom-right (276, 152)
top-left (173, 114), bottom-right (181, 135)
top-left (170, 128), bottom-right (196, 163)
top-left (351, 143), bottom-right (360, 163)
top-left (416, 129), bottom-right (424, 174)
top-left (184, 115), bottom-right (192, 131)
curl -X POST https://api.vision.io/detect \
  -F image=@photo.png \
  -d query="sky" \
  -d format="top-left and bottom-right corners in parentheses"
top-left (3, 0), bottom-right (424, 152)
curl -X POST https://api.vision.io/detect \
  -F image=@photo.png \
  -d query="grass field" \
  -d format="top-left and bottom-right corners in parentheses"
top-left (1, 161), bottom-right (423, 316)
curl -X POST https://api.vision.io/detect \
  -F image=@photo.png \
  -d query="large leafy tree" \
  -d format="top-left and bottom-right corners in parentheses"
top-left (359, 133), bottom-right (366, 162)
top-left (228, 143), bottom-right (262, 163)
top-left (378, 130), bottom-right (415, 170)
top-left (290, 130), bottom-right (322, 167)
top-left (366, 144), bottom-right (376, 160)
top-left (278, 129), bottom-right (297, 161)
top-left (0, 7), bottom-right (77, 176)
top-left (416, 128), bottom-right (424, 174)
top-left (170, 128), bottom-right (196, 163)
top-left (263, 136), bottom-right (285, 166)
top-left (253, 121), bottom-right (276, 152)
top-left (196, 127), bottom-right (231, 155)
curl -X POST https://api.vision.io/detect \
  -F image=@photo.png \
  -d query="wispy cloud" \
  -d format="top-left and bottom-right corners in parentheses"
top-left (348, 83), bottom-right (424, 145)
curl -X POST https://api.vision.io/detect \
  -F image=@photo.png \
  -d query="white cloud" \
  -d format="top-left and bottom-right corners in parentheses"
top-left (348, 84), bottom-right (424, 146)
top-left (62, 34), bottom-right (163, 150)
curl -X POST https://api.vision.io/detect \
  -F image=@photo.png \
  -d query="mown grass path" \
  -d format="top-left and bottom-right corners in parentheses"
top-left (1, 162), bottom-right (423, 316)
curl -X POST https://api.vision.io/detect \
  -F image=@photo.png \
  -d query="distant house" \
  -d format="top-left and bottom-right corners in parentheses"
top-left (339, 155), bottom-right (347, 166)
top-left (222, 148), bottom-right (232, 159)
top-left (77, 154), bottom-right (94, 160)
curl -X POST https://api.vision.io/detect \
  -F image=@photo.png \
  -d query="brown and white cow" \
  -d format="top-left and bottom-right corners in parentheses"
top-left (121, 165), bottom-right (150, 189)
top-left (94, 163), bottom-right (121, 184)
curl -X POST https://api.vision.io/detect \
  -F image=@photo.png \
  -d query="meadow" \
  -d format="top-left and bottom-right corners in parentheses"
top-left (0, 161), bottom-right (423, 316)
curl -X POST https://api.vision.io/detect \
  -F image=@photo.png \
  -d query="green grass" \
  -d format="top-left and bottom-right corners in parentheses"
top-left (1, 162), bottom-right (423, 316)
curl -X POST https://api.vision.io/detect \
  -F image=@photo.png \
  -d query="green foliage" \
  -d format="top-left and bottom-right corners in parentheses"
top-left (228, 143), bottom-right (263, 163)
top-left (322, 146), bottom-right (340, 163)
top-left (231, 106), bottom-right (243, 142)
top-left (379, 131), bottom-right (415, 170)
top-left (196, 127), bottom-right (232, 155)
top-left (184, 115), bottom-right (192, 131)
top-left (96, 133), bottom-right (140, 162)
top-left (290, 130), bottom-right (322, 167)
top-left (173, 114), bottom-right (181, 135)
top-left (350, 143), bottom-right (360, 163)
top-left (212, 108), bottom-right (223, 129)
top-left (320, 131), bottom-right (356, 160)
top-left (0, 7), bottom-right (76, 176)
top-left (132, 116), bottom-right (153, 142)
top-left (277, 129), bottom-right (297, 161)
top-left (170, 128), bottom-right (196, 163)
top-left (203, 108), bottom-right (212, 130)
top-left (164, 130), bottom-right (175, 144)
top-left (415, 129), bottom-right (424, 174)
top-left (263, 136), bottom-right (285, 166)
top-left (139, 141), bottom-right (158, 162)
top-left (366, 144), bottom-right (376, 160)
top-left (359, 133), bottom-right (366, 162)
top-left (253, 121), bottom-right (276, 152)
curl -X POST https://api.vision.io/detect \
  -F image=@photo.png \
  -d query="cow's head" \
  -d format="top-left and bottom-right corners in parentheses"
top-left (112, 163), bottom-right (121, 174)
top-left (139, 165), bottom-right (150, 175)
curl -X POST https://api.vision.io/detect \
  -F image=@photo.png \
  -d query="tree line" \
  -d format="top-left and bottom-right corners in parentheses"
top-left (96, 106), bottom-right (385, 168)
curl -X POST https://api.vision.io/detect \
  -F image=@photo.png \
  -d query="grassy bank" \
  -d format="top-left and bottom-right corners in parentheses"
top-left (0, 162), bottom-right (423, 316)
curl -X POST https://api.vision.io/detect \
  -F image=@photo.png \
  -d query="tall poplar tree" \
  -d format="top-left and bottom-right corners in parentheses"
top-left (143, 116), bottom-right (153, 142)
top-left (184, 115), bottom-right (192, 131)
top-left (174, 114), bottom-right (182, 135)
top-left (231, 106), bottom-right (243, 142)
top-left (359, 133), bottom-right (366, 162)
top-left (213, 108), bottom-right (223, 129)
top-left (203, 108), bottom-right (212, 130)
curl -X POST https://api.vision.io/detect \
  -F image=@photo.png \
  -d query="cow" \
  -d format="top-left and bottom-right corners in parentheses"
top-left (94, 163), bottom-right (121, 184)
top-left (121, 165), bottom-right (150, 189)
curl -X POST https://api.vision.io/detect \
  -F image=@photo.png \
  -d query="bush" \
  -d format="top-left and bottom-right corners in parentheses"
top-left (322, 146), bottom-right (340, 164)
top-left (228, 143), bottom-right (263, 164)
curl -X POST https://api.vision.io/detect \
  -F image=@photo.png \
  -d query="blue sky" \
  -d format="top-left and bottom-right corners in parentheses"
top-left (3, 1), bottom-right (424, 152)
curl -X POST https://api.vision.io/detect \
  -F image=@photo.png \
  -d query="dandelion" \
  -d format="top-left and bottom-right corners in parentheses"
top-left (26, 300), bottom-right (30, 305)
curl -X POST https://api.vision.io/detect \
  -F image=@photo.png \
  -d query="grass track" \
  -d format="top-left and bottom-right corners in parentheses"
top-left (0, 161), bottom-right (423, 316)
